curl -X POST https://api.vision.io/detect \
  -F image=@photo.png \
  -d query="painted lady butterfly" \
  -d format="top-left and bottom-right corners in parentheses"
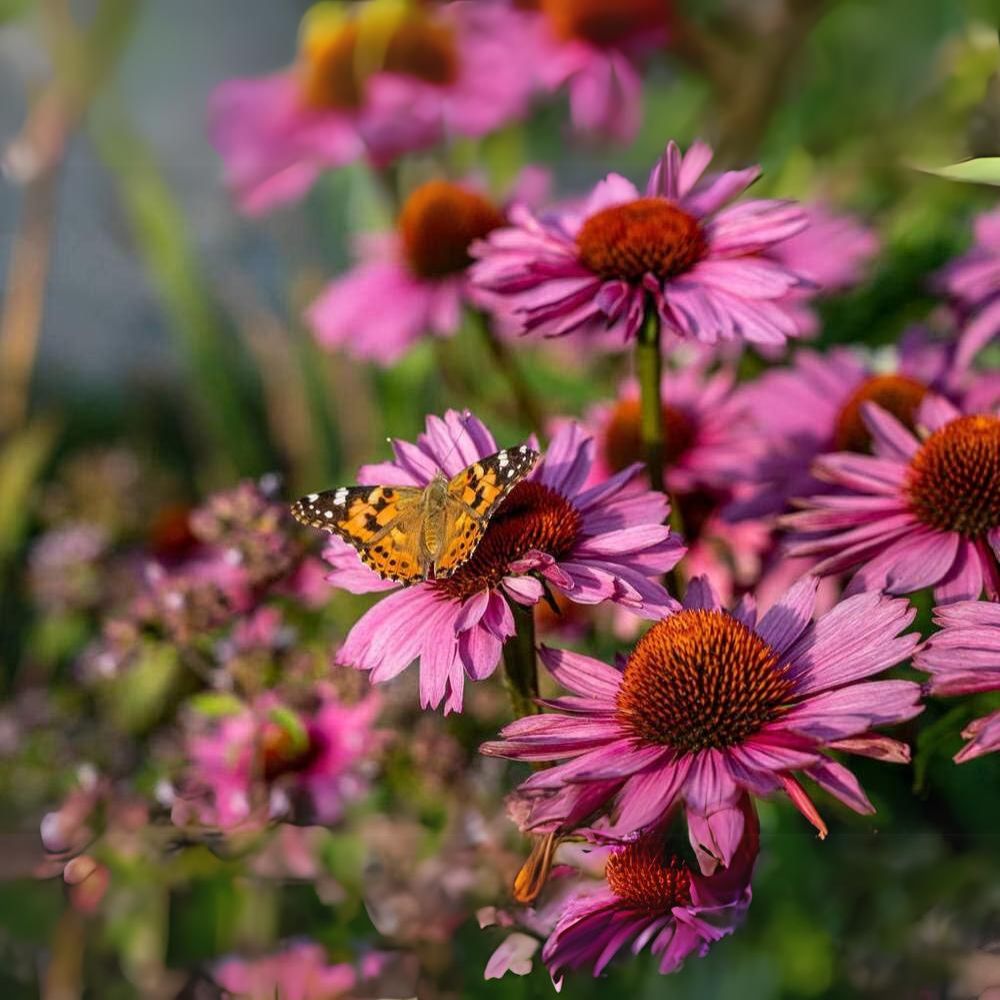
top-left (290, 446), bottom-right (539, 584)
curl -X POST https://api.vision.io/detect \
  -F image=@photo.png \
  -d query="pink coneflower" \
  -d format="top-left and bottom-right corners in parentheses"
top-left (514, 0), bottom-right (671, 142)
top-left (327, 410), bottom-right (683, 713)
top-left (582, 362), bottom-right (771, 603)
top-left (937, 206), bottom-right (1000, 368)
top-left (783, 396), bottom-right (1000, 603)
top-left (471, 139), bottom-right (810, 348)
top-left (728, 333), bottom-right (985, 521)
top-left (176, 685), bottom-right (381, 829)
top-left (482, 575), bottom-right (921, 870)
top-left (541, 803), bottom-right (757, 984)
top-left (915, 601), bottom-right (1000, 762)
top-left (209, 1), bottom-right (533, 215)
top-left (308, 178), bottom-right (508, 364)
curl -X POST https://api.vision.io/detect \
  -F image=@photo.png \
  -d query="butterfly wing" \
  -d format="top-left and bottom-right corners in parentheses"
top-left (434, 446), bottom-right (540, 578)
top-left (291, 485), bottom-right (428, 584)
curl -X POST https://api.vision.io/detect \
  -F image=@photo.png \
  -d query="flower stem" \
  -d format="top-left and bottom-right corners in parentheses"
top-left (472, 310), bottom-right (546, 437)
top-left (636, 308), bottom-right (665, 493)
top-left (502, 600), bottom-right (540, 718)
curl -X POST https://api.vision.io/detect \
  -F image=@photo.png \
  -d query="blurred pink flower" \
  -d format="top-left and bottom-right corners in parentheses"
top-left (767, 203), bottom-right (879, 336)
top-left (326, 410), bottom-right (683, 713)
top-left (937, 206), bottom-right (1000, 368)
top-left (471, 139), bottom-right (811, 348)
top-left (209, 1), bottom-right (533, 215)
top-left (178, 685), bottom-right (381, 829)
top-left (483, 575), bottom-right (921, 870)
top-left (728, 332), bottom-right (988, 521)
top-left (514, 0), bottom-right (671, 142)
top-left (783, 396), bottom-right (1000, 603)
top-left (308, 178), bottom-right (508, 364)
top-left (214, 941), bottom-right (369, 1000)
top-left (915, 601), bottom-right (1000, 762)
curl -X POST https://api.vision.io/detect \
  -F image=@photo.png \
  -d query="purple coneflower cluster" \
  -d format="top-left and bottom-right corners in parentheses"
top-left (33, 7), bottom-right (1000, 993)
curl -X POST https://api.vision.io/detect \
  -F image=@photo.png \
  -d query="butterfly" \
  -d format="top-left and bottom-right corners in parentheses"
top-left (290, 446), bottom-right (539, 584)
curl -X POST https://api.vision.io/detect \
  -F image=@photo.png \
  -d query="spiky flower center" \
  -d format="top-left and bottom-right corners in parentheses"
top-left (605, 839), bottom-right (692, 911)
top-left (905, 414), bottom-right (1000, 537)
top-left (833, 374), bottom-right (928, 453)
top-left (433, 481), bottom-right (582, 602)
top-left (259, 719), bottom-right (319, 781)
top-left (400, 180), bottom-right (506, 280)
top-left (538, 0), bottom-right (669, 47)
top-left (603, 398), bottom-right (696, 475)
top-left (616, 610), bottom-right (796, 751)
top-left (576, 198), bottom-right (706, 283)
top-left (301, 11), bottom-right (458, 111)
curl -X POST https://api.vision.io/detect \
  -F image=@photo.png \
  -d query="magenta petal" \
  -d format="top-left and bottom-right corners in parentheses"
top-left (683, 575), bottom-right (721, 611)
top-left (538, 645), bottom-right (623, 701)
top-left (755, 575), bottom-right (819, 655)
top-left (606, 757), bottom-right (692, 836)
top-left (883, 529), bottom-right (960, 594)
top-left (686, 800), bottom-right (746, 875)
top-left (805, 758), bottom-right (874, 815)
top-left (682, 750), bottom-right (742, 813)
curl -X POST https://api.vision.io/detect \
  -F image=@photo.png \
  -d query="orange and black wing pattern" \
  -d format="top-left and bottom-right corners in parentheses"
top-left (290, 484), bottom-right (426, 584)
top-left (435, 447), bottom-right (539, 577)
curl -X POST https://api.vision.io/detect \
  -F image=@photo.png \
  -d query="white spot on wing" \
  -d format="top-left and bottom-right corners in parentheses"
top-left (307, 493), bottom-right (319, 502)
top-left (333, 488), bottom-right (348, 505)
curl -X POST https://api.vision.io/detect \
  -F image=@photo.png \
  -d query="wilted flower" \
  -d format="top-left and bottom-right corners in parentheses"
top-left (210, 0), bottom-right (533, 214)
top-left (783, 396), bottom-right (1000, 603)
top-left (915, 601), bottom-right (1000, 762)
top-left (471, 139), bottom-right (810, 348)
top-left (515, 0), bottom-right (671, 142)
top-left (483, 575), bottom-right (921, 870)
top-left (326, 410), bottom-right (683, 713)
top-left (176, 685), bottom-right (381, 829)
top-left (937, 206), bottom-right (1000, 368)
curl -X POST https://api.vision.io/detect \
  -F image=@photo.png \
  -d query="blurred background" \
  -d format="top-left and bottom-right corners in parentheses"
top-left (2, 0), bottom-right (1000, 997)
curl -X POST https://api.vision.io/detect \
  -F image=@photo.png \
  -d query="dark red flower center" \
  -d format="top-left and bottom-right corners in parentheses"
top-left (432, 481), bottom-right (582, 602)
top-left (576, 198), bottom-right (706, 283)
top-left (616, 609), bottom-right (795, 751)
top-left (301, 11), bottom-right (458, 111)
top-left (259, 719), bottom-right (319, 781)
top-left (905, 414), bottom-right (1000, 538)
top-left (605, 838), bottom-right (693, 911)
top-left (400, 180), bottom-right (506, 280)
top-left (603, 398), bottom-right (696, 475)
top-left (833, 374), bottom-right (928, 453)
top-left (538, 0), bottom-right (670, 47)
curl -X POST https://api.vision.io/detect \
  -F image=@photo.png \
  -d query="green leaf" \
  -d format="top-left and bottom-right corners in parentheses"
top-left (187, 692), bottom-right (246, 718)
top-left (266, 705), bottom-right (309, 754)
top-left (919, 157), bottom-right (1000, 185)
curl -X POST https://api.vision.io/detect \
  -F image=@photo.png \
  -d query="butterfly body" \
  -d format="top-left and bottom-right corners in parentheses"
top-left (291, 447), bottom-right (539, 585)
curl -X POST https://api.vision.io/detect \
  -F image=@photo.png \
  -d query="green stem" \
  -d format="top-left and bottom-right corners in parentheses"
top-left (473, 310), bottom-right (546, 437)
top-left (502, 601), bottom-right (540, 719)
top-left (636, 308), bottom-right (665, 493)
